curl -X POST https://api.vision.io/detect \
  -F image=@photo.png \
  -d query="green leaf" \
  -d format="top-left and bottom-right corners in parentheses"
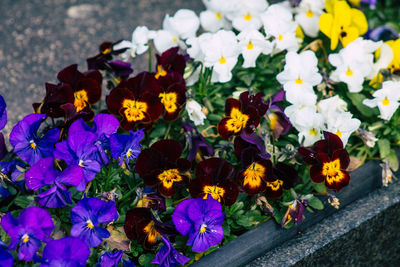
top-left (378, 139), bottom-right (391, 159)
top-left (308, 196), bottom-right (324, 210)
top-left (138, 253), bottom-right (156, 267)
top-left (387, 149), bottom-right (399, 172)
top-left (346, 92), bottom-right (377, 118)
top-left (313, 183), bottom-right (327, 193)
top-left (14, 195), bottom-right (35, 209)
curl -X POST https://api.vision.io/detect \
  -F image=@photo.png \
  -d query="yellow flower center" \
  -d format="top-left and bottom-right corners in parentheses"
top-left (143, 221), bottom-right (161, 244)
top-left (226, 108), bottom-right (249, 133)
top-left (126, 149), bottom-right (132, 158)
top-left (268, 113), bottom-right (278, 131)
top-left (122, 99), bottom-right (148, 122)
top-left (382, 97), bottom-right (390, 106)
top-left (87, 220), bottom-right (94, 229)
top-left (155, 65), bottom-right (167, 79)
top-left (219, 56), bottom-right (227, 65)
top-left (158, 169), bottom-right (182, 189)
top-left (278, 34), bottom-right (284, 41)
top-left (22, 234), bottom-right (29, 243)
top-left (203, 185), bottom-right (225, 202)
top-left (322, 159), bottom-right (344, 184)
top-left (102, 48), bottom-right (111, 55)
top-left (336, 130), bottom-right (342, 138)
top-left (295, 77), bottom-right (303, 84)
top-left (345, 68), bottom-right (353, 76)
top-left (247, 42), bottom-right (254, 50)
top-left (30, 140), bottom-right (37, 149)
top-left (159, 92), bottom-right (178, 113)
top-left (199, 224), bottom-right (207, 233)
top-left (266, 179), bottom-right (283, 191)
top-left (74, 90), bottom-right (89, 112)
top-left (244, 13), bottom-right (252, 21)
top-left (216, 12), bottom-right (222, 20)
top-left (243, 163), bottom-right (266, 189)
top-left (309, 128), bottom-right (318, 136)
top-left (172, 36), bottom-right (178, 44)
top-left (306, 10), bottom-right (314, 18)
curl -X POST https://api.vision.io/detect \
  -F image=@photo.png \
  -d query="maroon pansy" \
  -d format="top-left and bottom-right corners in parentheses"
top-left (155, 47), bottom-right (186, 79)
top-left (158, 72), bottom-right (187, 121)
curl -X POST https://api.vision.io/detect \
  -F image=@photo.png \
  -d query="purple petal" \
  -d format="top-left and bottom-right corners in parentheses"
top-left (0, 133), bottom-right (6, 161)
top-left (38, 186), bottom-right (72, 208)
top-left (18, 235), bottom-right (41, 261)
top-left (25, 157), bottom-right (57, 190)
top-left (0, 246), bottom-right (13, 267)
top-left (42, 236), bottom-right (90, 266)
top-left (19, 207), bottom-right (54, 238)
top-left (0, 95), bottom-right (6, 131)
top-left (172, 199), bottom-right (193, 236)
top-left (57, 165), bottom-right (84, 187)
top-left (98, 250), bottom-right (123, 267)
top-left (93, 113), bottom-right (119, 137)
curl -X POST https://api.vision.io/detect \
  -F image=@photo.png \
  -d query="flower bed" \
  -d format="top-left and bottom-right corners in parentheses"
top-left (0, 0), bottom-right (400, 267)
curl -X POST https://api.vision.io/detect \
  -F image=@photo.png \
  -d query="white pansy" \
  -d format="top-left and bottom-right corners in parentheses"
top-left (317, 96), bottom-right (348, 118)
top-left (200, 30), bottom-right (240, 83)
top-left (186, 99), bottom-right (207, 125)
top-left (363, 81), bottom-right (400, 120)
top-left (200, 0), bottom-right (236, 32)
top-left (237, 30), bottom-right (272, 68)
top-left (113, 26), bottom-right (155, 59)
top-left (285, 105), bottom-right (324, 146)
top-left (276, 51), bottom-right (322, 105)
top-left (261, 3), bottom-right (299, 52)
top-left (324, 111), bottom-right (361, 146)
top-left (229, 0), bottom-right (268, 32)
top-left (295, 0), bottom-right (324, 37)
top-left (153, 9), bottom-right (200, 53)
top-left (329, 38), bottom-right (382, 92)
top-left (367, 43), bottom-right (394, 79)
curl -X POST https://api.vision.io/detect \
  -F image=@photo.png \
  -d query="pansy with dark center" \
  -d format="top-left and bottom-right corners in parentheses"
top-left (25, 157), bottom-right (84, 208)
top-left (158, 72), bottom-right (187, 121)
top-left (183, 124), bottom-right (214, 162)
top-left (218, 91), bottom-right (267, 140)
top-left (110, 128), bottom-right (144, 166)
top-left (136, 140), bottom-right (191, 197)
top-left (106, 72), bottom-right (163, 130)
top-left (189, 157), bottom-right (239, 206)
top-left (96, 250), bottom-right (123, 267)
top-left (40, 236), bottom-right (91, 267)
top-left (172, 197), bottom-right (224, 253)
top-left (265, 91), bottom-right (291, 140)
top-left (155, 47), bottom-right (186, 79)
top-left (124, 207), bottom-right (176, 249)
top-left (298, 131), bottom-right (351, 192)
top-left (151, 236), bottom-right (190, 267)
top-left (264, 162), bottom-right (298, 199)
top-left (70, 197), bottom-right (118, 247)
top-left (0, 206), bottom-right (54, 261)
top-left (9, 113), bottom-right (60, 166)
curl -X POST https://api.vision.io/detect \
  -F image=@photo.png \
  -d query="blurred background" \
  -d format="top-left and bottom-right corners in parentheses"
top-left (0, 0), bottom-right (203, 134)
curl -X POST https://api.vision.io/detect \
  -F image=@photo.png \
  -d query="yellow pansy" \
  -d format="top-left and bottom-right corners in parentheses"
top-left (319, 0), bottom-right (368, 50)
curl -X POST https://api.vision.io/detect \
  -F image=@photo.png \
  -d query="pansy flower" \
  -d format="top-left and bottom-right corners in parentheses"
top-left (172, 197), bottom-right (224, 253)
top-left (97, 250), bottom-right (123, 267)
top-left (40, 237), bottom-right (91, 267)
top-left (106, 72), bottom-right (163, 130)
top-left (70, 197), bottom-right (118, 247)
top-left (266, 92), bottom-right (291, 140)
top-left (0, 94), bottom-right (7, 130)
top-left (218, 91), bottom-right (265, 140)
top-left (136, 189), bottom-right (167, 214)
top-left (155, 47), bottom-right (186, 79)
top-left (0, 242), bottom-right (13, 267)
top-left (298, 131), bottom-right (350, 192)
top-left (124, 207), bottom-right (176, 249)
top-left (136, 140), bottom-right (191, 197)
top-left (25, 157), bottom-right (84, 208)
top-left (0, 207), bottom-right (54, 261)
top-left (264, 162), bottom-right (298, 199)
top-left (152, 236), bottom-right (190, 267)
top-left (9, 113), bottom-right (60, 166)
top-left (158, 72), bottom-right (187, 121)
top-left (189, 158), bottom-right (238, 206)
top-left (183, 125), bottom-right (214, 162)
top-left (110, 129), bottom-right (144, 166)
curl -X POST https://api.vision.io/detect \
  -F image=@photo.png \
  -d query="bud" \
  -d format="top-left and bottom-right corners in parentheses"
top-left (380, 159), bottom-right (397, 187)
top-left (357, 128), bottom-right (378, 148)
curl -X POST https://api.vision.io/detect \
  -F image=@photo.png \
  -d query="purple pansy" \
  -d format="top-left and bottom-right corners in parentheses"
top-left (25, 157), bottom-right (84, 208)
top-left (366, 26), bottom-right (398, 41)
top-left (0, 94), bottom-right (6, 131)
top-left (9, 114), bottom-right (60, 166)
top-left (110, 129), bottom-right (144, 166)
top-left (54, 125), bottom-right (102, 191)
top-left (266, 91), bottom-right (291, 139)
top-left (0, 242), bottom-right (13, 267)
top-left (67, 114), bottom-right (120, 165)
top-left (152, 236), bottom-right (190, 267)
top-left (70, 197), bottom-right (118, 247)
top-left (97, 250), bottom-right (123, 267)
top-left (0, 160), bottom-right (27, 191)
top-left (0, 207), bottom-right (54, 261)
top-left (40, 236), bottom-right (91, 267)
top-left (172, 197), bottom-right (224, 253)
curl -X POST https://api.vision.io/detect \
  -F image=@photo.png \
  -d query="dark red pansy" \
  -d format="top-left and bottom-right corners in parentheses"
top-left (189, 158), bottom-right (238, 206)
top-left (234, 133), bottom-right (270, 166)
top-left (155, 47), bottom-right (186, 79)
top-left (237, 159), bottom-right (273, 195)
top-left (240, 91), bottom-right (268, 117)
top-left (158, 72), bottom-right (187, 121)
top-left (298, 132), bottom-right (350, 192)
top-left (218, 92), bottom-right (265, 140)
top-left (106, 72), bottom-right (163, 130)
top-left (124, 207), bottom-right (176, 249)
top-left (135, 140), bottom-right (191, 197)
top-left (264, 162), bottom-right (298, 199)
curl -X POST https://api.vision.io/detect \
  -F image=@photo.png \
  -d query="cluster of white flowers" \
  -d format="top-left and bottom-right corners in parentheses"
top-left (114, 0), bottom-right (400, 144)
